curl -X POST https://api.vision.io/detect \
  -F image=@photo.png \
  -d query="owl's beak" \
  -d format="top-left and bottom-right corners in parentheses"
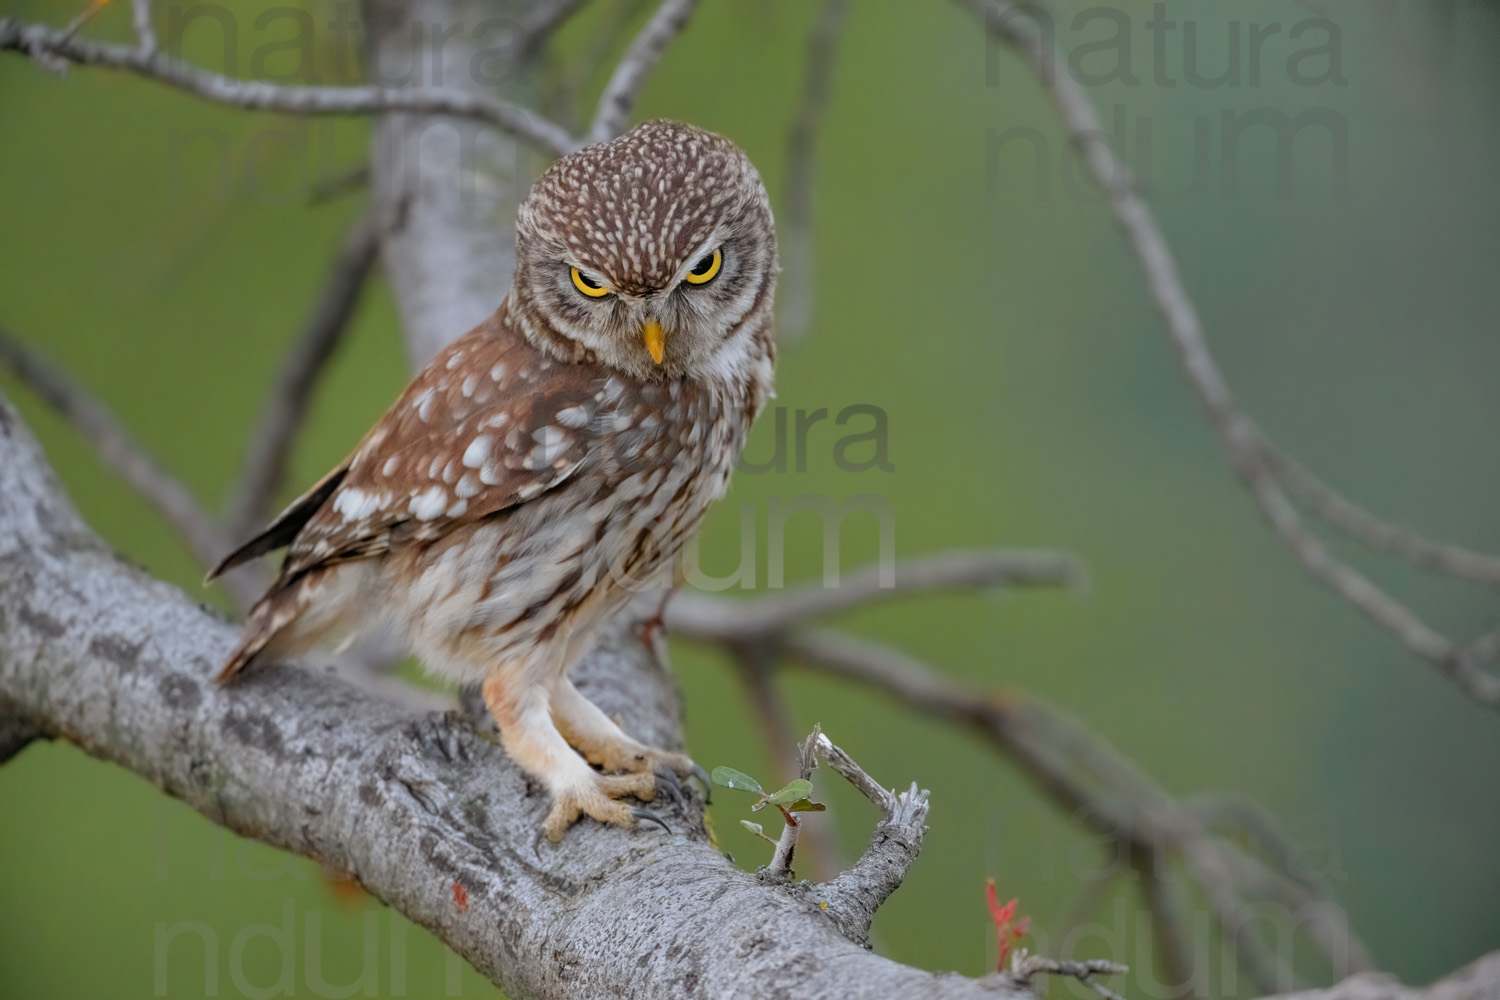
top-left (642, 318), bottom-right (666, 365)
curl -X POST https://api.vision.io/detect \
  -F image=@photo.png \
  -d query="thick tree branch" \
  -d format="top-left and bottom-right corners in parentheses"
top-left (0, 18), bottom-right (581, 158)
top-left (966, 0), bottom-right (1500, 707)
top-left (361, 0), bottom-right (559, 367)
top-left (0, 393), bottom-right (1034, 1000)
top-left (1258, 953), bottom-right (1500, 1000)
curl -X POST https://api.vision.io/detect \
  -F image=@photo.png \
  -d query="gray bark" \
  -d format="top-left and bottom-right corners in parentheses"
top-left (364, 0), bottom-right (544, 367)
top-left (0, 396), bottom-right (1025, 999)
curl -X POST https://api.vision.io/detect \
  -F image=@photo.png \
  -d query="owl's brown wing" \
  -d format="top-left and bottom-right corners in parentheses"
top-left (211, 314), bottom-right (611, 585)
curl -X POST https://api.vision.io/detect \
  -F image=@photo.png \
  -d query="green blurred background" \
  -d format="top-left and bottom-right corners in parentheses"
top-left (3, 0), bottom-right (1498, 996)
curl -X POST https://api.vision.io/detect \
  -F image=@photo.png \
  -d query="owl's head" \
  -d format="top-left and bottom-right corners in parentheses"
top-left (511, 120), bottom-right (777, 383)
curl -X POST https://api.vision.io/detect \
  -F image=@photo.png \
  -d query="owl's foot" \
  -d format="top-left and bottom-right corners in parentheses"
top-left (549, 679), bottom-right (707, 785)
top-left (542, 770), bottom-right (657, 843)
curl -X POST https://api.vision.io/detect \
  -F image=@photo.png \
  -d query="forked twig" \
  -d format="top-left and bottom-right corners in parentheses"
top-left (1009, 953), bottom-right (1129, 1000)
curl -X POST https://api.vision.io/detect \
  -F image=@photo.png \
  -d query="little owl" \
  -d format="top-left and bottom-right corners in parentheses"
top-left (209, 120), bottom-right (776, 842)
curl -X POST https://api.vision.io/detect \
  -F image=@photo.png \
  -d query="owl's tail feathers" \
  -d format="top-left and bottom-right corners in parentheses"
top-left (204, 463), bottom-right (349, 583)
top-left (216, 583), bottom-right (307, 684)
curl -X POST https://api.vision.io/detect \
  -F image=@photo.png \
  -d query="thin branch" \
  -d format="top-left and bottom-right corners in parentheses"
top-left (1259, 440), bottom-right (1500, 587)
top-left (811, 731), bottom-right (931, 948)
top-left (778, 0), bottom-right (850, 344)
top-left (0, 20), bottom-right (582, 158)
top-left (668, 548), bottom-right (1082, 641)
top-left (967, 0), bottom-right (1500, 708)
top-left (59, 0), bottom-right (108, 44)
top-left (1130, 845), bottom-right (1201, 1000)
top-left (130, 0), bottom-right (156, 56)
top-left (1189, 792), bottom-right (1331, 898)
top-left (586, 0), bottom-right (701, 143)
top-left (225, 211), bottom-right (381, 538)
top-left (0, 328), bottom-right (254, 596)
top-left (1009, 953), bottom-right (1129, 1000)
top-left (764, 725), bottom-right (820, 881)
top-left (510, 0), bottom-right (593, 64)
top-left (781, 628), bottom-right (1374, 982)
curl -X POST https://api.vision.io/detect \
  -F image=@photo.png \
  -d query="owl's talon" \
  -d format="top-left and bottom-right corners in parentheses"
top-left (632, 807), bottom-right (671, 834)
top-left (653, 767), bottom-right (686, 810)
top-left (542, 786), bottom-right (635, 842)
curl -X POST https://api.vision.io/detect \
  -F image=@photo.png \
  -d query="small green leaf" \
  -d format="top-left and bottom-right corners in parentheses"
top-left (765, 778), bottom-right (813, 806)
top-left (787, 799), bottom-right (827, 813)
top-left (711, 766), bottom-right (764, 794)
top-left (740, 820), bottom-right (777, 844)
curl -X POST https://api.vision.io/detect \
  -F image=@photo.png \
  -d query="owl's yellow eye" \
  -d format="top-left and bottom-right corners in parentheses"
top-left (683, 248), bottom-right (722, 285)
top-left (570, 267), bottom-right (611, 298)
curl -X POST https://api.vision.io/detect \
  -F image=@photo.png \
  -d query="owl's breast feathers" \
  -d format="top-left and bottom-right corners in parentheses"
top-left (209, 303), bottom-right (755, 680)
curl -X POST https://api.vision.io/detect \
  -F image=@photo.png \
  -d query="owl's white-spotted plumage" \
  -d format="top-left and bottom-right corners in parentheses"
top-left (211, 121), bottom-right (776, 840)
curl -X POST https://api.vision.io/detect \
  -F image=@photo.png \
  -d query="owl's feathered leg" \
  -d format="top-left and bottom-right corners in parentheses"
top-left (480, 677), bottom-right (656, 842)
top-left (549, 678), bottom-right (701, 782)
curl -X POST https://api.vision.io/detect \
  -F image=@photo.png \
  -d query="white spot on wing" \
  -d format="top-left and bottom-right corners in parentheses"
top-left (555, 406), bottom-right (589, 428)
top-left (413, 388), bottom-right (435, 423)
top-left (463, 435), bottom-right (493, 469)
top-left (333, 488), bottom-right (381, 520)
top-left (409, 486), bottom-right (448, 521)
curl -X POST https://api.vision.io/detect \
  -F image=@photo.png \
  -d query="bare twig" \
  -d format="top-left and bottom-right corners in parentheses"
top-left (586, 0), bottom-right (701, 143)
top-left (0, 20), bottom-right (581, 158)
top-left (59, 0), bottom-right (108, 44)
top-left (778, 0), bottom-right (850, 344)
top-left (1130, 844), bottom-right (1201, 1000)
top-left (510, 0), bottom-right (592, 63)
top-left (810, 731), bottom-right (930, 947)
top-left (225, 211), bottom-right (381, 538)
top-left (764, 725), bottom-right (820, 881)
top-left (731, 643), bottom-right (846, 880)
top-left (1009, 953), bottom-right (1129, 1000)
top-left (669, 548), bottom-right (1081, 641)
top-left (1259, 440), bottom-right (1500, 587)
top-left (779, 627), bottom-right (1373, 984)
top-left (130, 0), bottom-right (156, 56)
top-left (813, 730), bottom-right (896, 812)
top-left (967, 0), bottom-right (1500, 708)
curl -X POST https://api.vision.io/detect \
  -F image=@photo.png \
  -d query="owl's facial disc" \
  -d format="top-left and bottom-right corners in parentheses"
top-left (512, 120), bottom-right (777, 380)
